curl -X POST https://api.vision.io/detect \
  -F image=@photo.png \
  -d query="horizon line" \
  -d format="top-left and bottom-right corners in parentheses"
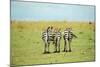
top-left (11, 19), bottom-right (95, 23)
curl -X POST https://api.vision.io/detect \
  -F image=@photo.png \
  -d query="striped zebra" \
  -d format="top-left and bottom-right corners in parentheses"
top-left (42, 27), bottom-right (50, 53)
top-left (54, 29), bottom-right (62, 53)
top-left (42, 27), bottom-right (61, 53)
top-left (42, 30), bottom-right (49, 53)
top-left (63, 28), bottom-right (77, 52)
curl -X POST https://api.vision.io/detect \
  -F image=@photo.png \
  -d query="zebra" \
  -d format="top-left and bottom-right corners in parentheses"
top-left (42, 30), bottom-right (49, 53)
top-left (63, 28), bottom-right (77, 52)
top-left (42, 26), bottom-right (55, 53)
top-left (42, 27), bottom-right (62, 53)
top-left (54, 29), bottom-right (62, 53)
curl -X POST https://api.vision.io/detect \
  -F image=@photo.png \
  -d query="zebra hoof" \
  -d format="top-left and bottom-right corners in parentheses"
top-left (69, 50), bottom-right (72, 52)
top-left (47, 51), bottom-right (50, 53)
top-left (43, 52), bottom-right (47, 54)
top-left (63, 50), bottom-right (68, 52)
top-left (66, 50), bottom-right (68, 52)
top-left (43, 51), bottom-right (50, 54)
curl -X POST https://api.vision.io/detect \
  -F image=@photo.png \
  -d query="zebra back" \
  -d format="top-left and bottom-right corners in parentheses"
top-left (64, 30), bottom-right (73, 39)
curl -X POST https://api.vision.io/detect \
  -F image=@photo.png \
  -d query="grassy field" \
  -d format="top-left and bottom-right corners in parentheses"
top-left (11, 20), bottom-right (95, 66)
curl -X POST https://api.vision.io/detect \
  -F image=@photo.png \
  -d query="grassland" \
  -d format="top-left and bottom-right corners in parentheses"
top-left (11, 20), bottom-right (95, 66)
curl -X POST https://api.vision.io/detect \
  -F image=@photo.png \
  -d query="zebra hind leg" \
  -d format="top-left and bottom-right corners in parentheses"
top-left (43, 41), bottom-right (50, 54)
top-left (57, 41), bottom-right (60, 53)
top-left (63, 40), bottom-right (68, 52)
top-left (54, 42), bottom-right (57, 53)
top-left (68, 39), bottom-right (72, 52)
top-left (54, 45), bottom-right (57, 53)
top-left (47, 41), bottom-right (50, 53)
top-left (43, 43), bottom-right (47, 54)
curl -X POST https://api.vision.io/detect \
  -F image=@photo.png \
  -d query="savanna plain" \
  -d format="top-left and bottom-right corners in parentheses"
top-left (11, 20), bottom-right (95, 66)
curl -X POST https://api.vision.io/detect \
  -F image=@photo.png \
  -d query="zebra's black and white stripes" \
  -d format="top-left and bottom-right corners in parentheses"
top-left (63, 29), bottom-right (73, 52)
top-left (54, 31), bottom-right (62, 52)
top-left (42, 27), bottom-right (77, 53)
top-left (42, 31), bottom-right (49, 53)
top-left (63, 28), bottom-right (77, 52)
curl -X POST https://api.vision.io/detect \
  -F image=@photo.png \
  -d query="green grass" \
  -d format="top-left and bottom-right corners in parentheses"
top-left (11, 21), bottom-right (95, 66)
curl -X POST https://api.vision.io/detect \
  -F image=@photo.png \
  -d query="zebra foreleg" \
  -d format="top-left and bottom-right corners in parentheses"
top-left (68, 39), bottom-right (72, 52)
